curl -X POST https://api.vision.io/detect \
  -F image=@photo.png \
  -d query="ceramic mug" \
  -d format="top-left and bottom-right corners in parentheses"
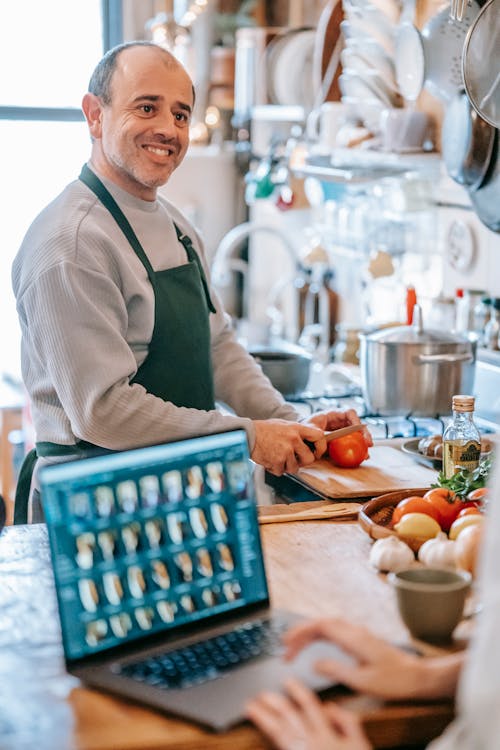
top-left (307, 102), bottom-right (346, 152)
top-left (389, 567), bottom-right (472, 643)
top-left (379, 108), bottom-right (429, 152)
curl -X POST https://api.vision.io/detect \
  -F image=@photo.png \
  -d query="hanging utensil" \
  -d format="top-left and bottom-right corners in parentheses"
top-left (467, 131), bottom-right (500, 232)
top-left (462, 0), bottom-right (500, 127)
top-left (442, 90), bottom-right (496, 189)
top-left (450, 0), bottom-right (469, 21)
top-left (395, 1), bottom-right (480, 103)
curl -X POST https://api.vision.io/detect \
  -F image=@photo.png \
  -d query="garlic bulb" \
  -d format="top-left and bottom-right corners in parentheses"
top-left (369, 535), bottom-right (415, 572)
top-left (418, 532), bottom-right (456, 570)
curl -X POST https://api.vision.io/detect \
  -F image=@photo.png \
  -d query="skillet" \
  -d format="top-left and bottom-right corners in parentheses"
top-left (468, 129), bottom-right (500, 232)
top-left (442, 90), bottom-right (496, 189)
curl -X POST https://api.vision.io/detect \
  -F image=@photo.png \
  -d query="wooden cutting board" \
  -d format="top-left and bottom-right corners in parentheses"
top-left (289, 445), bottom-right (437, 499)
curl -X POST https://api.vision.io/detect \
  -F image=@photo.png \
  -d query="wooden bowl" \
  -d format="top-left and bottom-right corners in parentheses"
top-left (358, 488), bottom-right (432, 552)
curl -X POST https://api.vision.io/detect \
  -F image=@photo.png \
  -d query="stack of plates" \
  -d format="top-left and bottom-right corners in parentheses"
top-left (339, 0), bottom-right (402, 132)
top-left (266, 29), bottom-right (317, 110)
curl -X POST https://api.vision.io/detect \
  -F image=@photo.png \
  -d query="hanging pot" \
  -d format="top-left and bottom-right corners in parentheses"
top-left (467, 129), bottom-right (500, 232)
top-left (442, 90), bottom-right (496, 189)
top-left (359, 307), bottom-right (477, 416)
top-left (462, 0), bottom-right (500, 128)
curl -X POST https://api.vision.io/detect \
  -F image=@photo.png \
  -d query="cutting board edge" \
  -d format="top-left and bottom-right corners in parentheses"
top-left (289, 445), bottom-right (437, 499)
top-left (286, 475), bottom-right (433, 500)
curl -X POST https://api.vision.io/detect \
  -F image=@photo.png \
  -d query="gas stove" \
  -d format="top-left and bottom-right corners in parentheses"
top-left (288, 391), bottom-right (451, 439)
top-left (265, 355), bottom-right (500, 505)
top-left (286, 354), bottom-right (500, 439)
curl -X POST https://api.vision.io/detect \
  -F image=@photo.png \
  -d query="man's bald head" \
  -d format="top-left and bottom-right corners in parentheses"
top-left (88, 41), bottom-right (193, 105)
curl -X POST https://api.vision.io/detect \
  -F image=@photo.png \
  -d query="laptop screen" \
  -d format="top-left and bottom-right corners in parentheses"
top-left (40, 430), bottom-right (269, 662)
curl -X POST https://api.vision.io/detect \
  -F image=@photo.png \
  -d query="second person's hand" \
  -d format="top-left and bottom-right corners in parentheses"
top-left (282, 618), bottom-right (461, 701)
top-left (245, 677), bottom-right (372, 750)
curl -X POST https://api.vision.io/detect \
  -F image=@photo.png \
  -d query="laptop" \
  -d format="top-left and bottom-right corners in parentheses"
top-left (40, 429), bottom-right (351, 731)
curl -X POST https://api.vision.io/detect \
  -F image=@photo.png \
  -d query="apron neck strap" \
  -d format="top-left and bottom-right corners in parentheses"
top-left (79, 165), bottom-right (216, 313)
top-left (174, 224), bottom-right (216, 314)
top-left (79, 164), bottom-right (156, 285)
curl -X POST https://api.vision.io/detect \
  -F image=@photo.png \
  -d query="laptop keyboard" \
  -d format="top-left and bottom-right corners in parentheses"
top-left (116, 618), bottom-right (286, 689)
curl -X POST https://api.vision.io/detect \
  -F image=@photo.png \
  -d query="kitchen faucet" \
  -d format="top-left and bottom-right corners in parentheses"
top-left (211, 221), bottom-right (302, 342)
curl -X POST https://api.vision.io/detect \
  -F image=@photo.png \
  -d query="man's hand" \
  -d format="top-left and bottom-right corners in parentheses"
top-left (302, 409), bottom-right (373, 459)
top-left (251, 419), bottom-right (325, 475)
top-left (282, 618), bottom-right (462, 701)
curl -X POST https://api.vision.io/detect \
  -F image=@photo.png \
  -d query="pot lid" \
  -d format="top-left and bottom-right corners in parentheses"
top-left (463, 0), bottom-right (500, 129)
top-left (362, 326), bottom-right (469, 345)
top-left (247, 342), bottom-right (312, 361)
top-left (360, 306), bottom-right (471, 345)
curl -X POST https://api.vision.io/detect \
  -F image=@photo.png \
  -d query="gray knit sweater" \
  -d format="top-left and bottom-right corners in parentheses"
top-left (12, 166), bottom-right (298, 459)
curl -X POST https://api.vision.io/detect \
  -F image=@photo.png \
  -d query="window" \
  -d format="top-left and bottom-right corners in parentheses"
top-left (0, 0), bottom-right (123, 378)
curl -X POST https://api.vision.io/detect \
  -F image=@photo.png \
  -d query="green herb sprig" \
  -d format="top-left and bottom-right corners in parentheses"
top-left (432, 455), bottom-right (493, 499)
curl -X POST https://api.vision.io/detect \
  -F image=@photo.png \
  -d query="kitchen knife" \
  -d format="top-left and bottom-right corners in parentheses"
top-left (304, 423), bottom-right (365, 451)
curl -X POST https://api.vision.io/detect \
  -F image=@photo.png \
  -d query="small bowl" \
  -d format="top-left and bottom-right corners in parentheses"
top-left (389, 567), bottom-right (472, 643)
top-left (248, 344), bottom-right (312, 397)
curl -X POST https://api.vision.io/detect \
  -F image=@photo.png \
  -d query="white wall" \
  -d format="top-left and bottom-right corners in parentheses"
top-left (438, 176), bottom-right (500, 298)
top-left (158, 144), bottom-right (244, 262)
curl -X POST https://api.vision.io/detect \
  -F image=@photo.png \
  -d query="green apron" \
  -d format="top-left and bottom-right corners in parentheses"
top-left (14, 164), bottom-right (216, 524)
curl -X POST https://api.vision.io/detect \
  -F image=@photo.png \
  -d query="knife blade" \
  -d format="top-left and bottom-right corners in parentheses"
top-left (304, 423), bottom-right (365, 451)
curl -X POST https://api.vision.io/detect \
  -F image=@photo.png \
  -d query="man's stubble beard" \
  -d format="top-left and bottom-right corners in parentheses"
top-left (114, 152), bottom-right (178, 191)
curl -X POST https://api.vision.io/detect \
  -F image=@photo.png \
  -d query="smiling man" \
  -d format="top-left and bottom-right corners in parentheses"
top-left (12, 42), bottom-right (365, 523)
top-left (85, 44), bottom-right (193, 197)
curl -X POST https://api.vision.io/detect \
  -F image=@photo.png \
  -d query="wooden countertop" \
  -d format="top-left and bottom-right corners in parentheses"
top-left (0, 521), bottom-right (470, 750)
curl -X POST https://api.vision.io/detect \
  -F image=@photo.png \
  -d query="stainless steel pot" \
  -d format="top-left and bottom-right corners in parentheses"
top-left (248, 343), bottom-right (312, 396)
top-left (359, 307), bottom-right (477, 416)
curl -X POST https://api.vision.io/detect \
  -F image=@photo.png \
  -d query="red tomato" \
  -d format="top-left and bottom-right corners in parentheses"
top-left (457, 506), bottom-right (483, 519)
top-left (458, 500), bottom-right (483, 512)
top-left (391, 496), bottom-right (441, 526)
top-left (466, 487), bottom-right (488, 503)
top-left (327, 432), bottom-right (369, 468)
top-left (423, 488), bottom-right (462, 532)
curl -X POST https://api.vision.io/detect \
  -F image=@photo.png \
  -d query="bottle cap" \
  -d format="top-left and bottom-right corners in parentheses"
top-left (452, 395), bottom-right (475, 412)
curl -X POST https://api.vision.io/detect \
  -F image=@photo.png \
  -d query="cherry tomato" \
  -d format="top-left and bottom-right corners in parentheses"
top-left (457, 506), bottom-right (483, 519)
top-left (327, 432), bottom-right (369, 468)
top-left (423, 487), bottom-right (461, 532)
top-left (391, 496), bottom-right (441, 527)
top-left (458, 500), bottom-right (483, 513)
top-left (466, 487), bottom-right (488, 503)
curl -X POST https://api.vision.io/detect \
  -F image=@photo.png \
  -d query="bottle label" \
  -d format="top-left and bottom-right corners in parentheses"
top-left (443, 440), bottom-right (481, 479)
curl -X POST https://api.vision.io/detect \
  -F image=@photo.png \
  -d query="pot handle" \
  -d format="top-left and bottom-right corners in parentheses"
top-left (415, 352), bottom-right (474, 364)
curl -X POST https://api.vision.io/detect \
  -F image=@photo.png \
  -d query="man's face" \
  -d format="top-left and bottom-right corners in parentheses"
top-left (89, 46), bottom-right (193, 201)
